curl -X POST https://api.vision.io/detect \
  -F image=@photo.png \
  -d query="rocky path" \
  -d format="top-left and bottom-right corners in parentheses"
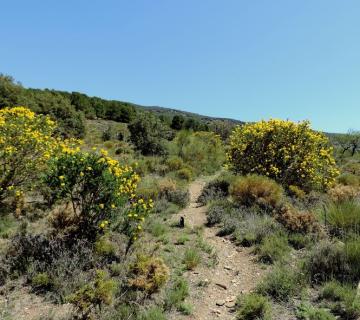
top-left (172, 178), bottom-right (266, 320)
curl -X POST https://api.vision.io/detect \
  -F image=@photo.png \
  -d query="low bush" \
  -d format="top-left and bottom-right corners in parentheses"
top-left (230, 175), bottom-right (284, 210)
top-left (236, 293), bottom-right (271, 320)
top-left (296, 303), bottom-right (336, 320)
top-left (337, 173), bottom-right (360, 187)
top-left (320, 281), bottom-right (360, 319)
top-left (197, 179), bottom-right (230, 205)
top-left (326, 200), bottom-right (360, 236)
top-left (138, 307), bottom-right (167, 320)
top-left (206, 200), bottom-right (235, 226)
top-left (176, 168), bottom-right (193, 181)
top-left (157, 177), bottom-right (177, 197)
top-left (328, 184), bottom-right (360, 203)
top-left (166, 156), bottom-right (184, 171)
top-left (31, 272), bottom-right (53, 291)
top-left (276, 206), bottom-right (320, 234)
top-left (344, 238), bottom-right (360, 281)
top-left (304, 240), bottom-right (347, 283)
top-left (256, 264), bottom-right (302, 301)
top-left (288, 233), bottom-right (313, 249)
top-left (166, 189), bottom-right (190, 208)
top-left (183, 248), bottom-right (201, 270)
top-left (288, 185), bottom-right (306, 199)
top-left (67, 269), bottom-right (117, 319)
top-left (255, 232), bottom-right (290, 264)
top-left (233, 214), bottom-right (282, 247)
top-left (148, 222), bottom-right (168, 238)
top-left (128, 255), bottom-right (169, 293)
top-left (164, 277), bottom-right (189, 310)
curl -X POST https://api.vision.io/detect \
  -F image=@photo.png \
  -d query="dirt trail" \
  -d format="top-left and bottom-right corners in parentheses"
top-left (173, 178), bottom-right (266, 320)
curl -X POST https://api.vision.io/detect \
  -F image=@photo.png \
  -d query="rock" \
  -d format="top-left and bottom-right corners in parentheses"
top-left (224, 265), bottom-right (232, 270)
top-left (226, 296), bottom-right (236, 302)
top-left (215, 282), bottom-right (227, 290)
top-left (216, 300), bottom-right (225, 306)
top-left (225, 301), bottom-right (236, 308)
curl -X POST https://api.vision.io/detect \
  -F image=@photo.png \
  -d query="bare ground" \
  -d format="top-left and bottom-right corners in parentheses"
top-left (171, 178), bottom-right (267, 320)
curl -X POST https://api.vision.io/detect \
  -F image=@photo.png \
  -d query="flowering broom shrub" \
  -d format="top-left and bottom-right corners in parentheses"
top-left (44, 149), bottom-right (152, 241)
top-left (0, 106), bottom-right (78, 201)
top-left (227, 119), bottom-right (339, 191)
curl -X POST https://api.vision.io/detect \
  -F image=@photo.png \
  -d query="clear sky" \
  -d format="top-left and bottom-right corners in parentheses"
top-left (1, 0), bottom-right (359, 133)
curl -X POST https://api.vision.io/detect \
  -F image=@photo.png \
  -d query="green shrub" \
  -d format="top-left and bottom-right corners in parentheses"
top-left (197, 179), bottom-right (230, 205)
top-left (148, 222), bottom-right (168, 238)
top-left (328, 184), bottom-right (360, 203)
top-left (326, 200), bottom-right (360, 235)
top-left (296, 303), bottom-right (336, 320)
top-left (176, 234), bottom-right (190, 245)
top-left (178, 302), bottom-right (193, 315)
top-left (206, 200), bottom-right (234, 226)
top-left (102, 126), bottom-right (113, 141)
top-left (138, 307), bottom-right (166, 320)
top-left (176, 168), bottom-right (193, 181)
top-left (67, 270), bottom-right (117, 319)
top-left (31, 272), bottom-right (52, 291)
top-left (128, 114), bottom-right (170, 156)
top-left (320, 281), bottom-right (360, 319)
top-left (234, 214), bottom-right (282, 247)
top-left (345, 238), bottom-right (360, 281)
top-left (256, 264), bottom-right (301, 301)
top-left (227, 119), bottom-right (339, 191)
top-left (173, 131), bottom-right (225, 175)
top-left (166, 189), bottom-right (190, 208)
top-left (288, 233), bottom-right (313, 249)
top-left (183, 248), bottom-right (201, 270)
top-left (94, 236), bottom-right (116, 257)
top-left (255, 232), bottom-right (290, 264)
top-left (164, 277), bottom-right (189, 310)
top-left (230, 175), bottom-right (284, 210)
top-left (166, 156), bottom-right (184, 171)
top-left (128, 255), bottom-right (169, 293)
top-left (337, 173), bottom-right (360, 187)
top-left (304, 240), bottom-right (347, 283)
top-left (236, 293), bottom-right (271, 320)
top-left (44, 150), bottom-right (146, 240)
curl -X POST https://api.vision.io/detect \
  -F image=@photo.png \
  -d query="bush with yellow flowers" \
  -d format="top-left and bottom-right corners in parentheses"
top-left (227, 119), bottom-right (339, 191)
top-left (44, 149), bottom-right (152, 241)
top-left (0, 106), bottom-right (78, 201)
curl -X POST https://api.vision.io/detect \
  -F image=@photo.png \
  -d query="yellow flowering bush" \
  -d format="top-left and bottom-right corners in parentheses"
top-left (0, 106), bottom-right (78, 201)
top-left (44, 149), bottom-right (151, 241)
top-left (227, 119), bottom-right (339, 191)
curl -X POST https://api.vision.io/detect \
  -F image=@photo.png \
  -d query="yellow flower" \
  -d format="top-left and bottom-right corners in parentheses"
top-left (59, 175), bottom-right (65, 180)
top-left (99, 203), bottom-right (104, 209)
top-left (80, 172), bottom-right (84, 177)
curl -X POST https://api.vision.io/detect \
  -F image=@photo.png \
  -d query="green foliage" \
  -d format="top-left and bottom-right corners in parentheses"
top-left (128, 255), bottom-right (169, 293)
top-left (178, 302), bottom-right (193, 315)
top-left (94, 236), bottom-right (116, 257)
top-left (320, 281), bottom-right (360, 319)
top-left (236, 293), bottom-right (271, 320)
top-left (138, 307), bottom-right (166, 320)
top-left (256, 264), bottom-right (302, 301)
top-left (227, 119), bottom-right (339, 191)
top-left (171, 115), bottom-right (185, 130)
top-left (304, 240), bottom-right (347, 283)
top-left (164, 277), bottom-right (189, 310)
top-left (197, 179), bottom-right (230, 205)
top-left (67, 269), bottom-right (117, 319)
top-left (128, 114), bottom-right (170, 156)
top-left (344, 238), bottom-right (360, 281)
top-left (337, 173), bottom-right (360, 187)
top-left (296, 303), bottom-right (336, 320)
top-left (166, 156), bottom-right (184, 171)
top-left (173, 130), bottom-right (225, 175)
top-left (183, 248), bottom-right (201, 270)
top-left (176, 168), bottom-right (193, 181)
top-left (166, 189), bottom-right (190, 208)
top-left (234, 214), bottom-right (283, 247)
top-left (326, 200), bottom-right (360, 235)
top-left (31, 272), bottom-right (52, 291)
top-left (44, 150), bottom-right (146, 240)
top-left (230, 175), bottom-right (284, 210)
top-left (255, 232), bottom-right (290, 264)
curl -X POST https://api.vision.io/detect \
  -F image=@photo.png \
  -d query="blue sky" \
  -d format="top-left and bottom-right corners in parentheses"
top-left (1, 0), bottom-right (359, 132)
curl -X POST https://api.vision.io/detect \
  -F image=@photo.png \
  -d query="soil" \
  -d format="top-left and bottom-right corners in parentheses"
top-left (171, 178), bottom-right (267, 320)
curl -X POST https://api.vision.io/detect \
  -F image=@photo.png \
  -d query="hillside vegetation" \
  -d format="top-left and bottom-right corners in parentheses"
top-left (1, 76), bottom-right (360, 320)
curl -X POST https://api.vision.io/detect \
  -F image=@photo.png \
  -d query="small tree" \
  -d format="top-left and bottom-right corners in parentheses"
top-left (128, 113), bottom-right (170, 155)
top-left (227, 119), bottom-right (339, 191)
top-left (170, 115), bottom-right (185, 130)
